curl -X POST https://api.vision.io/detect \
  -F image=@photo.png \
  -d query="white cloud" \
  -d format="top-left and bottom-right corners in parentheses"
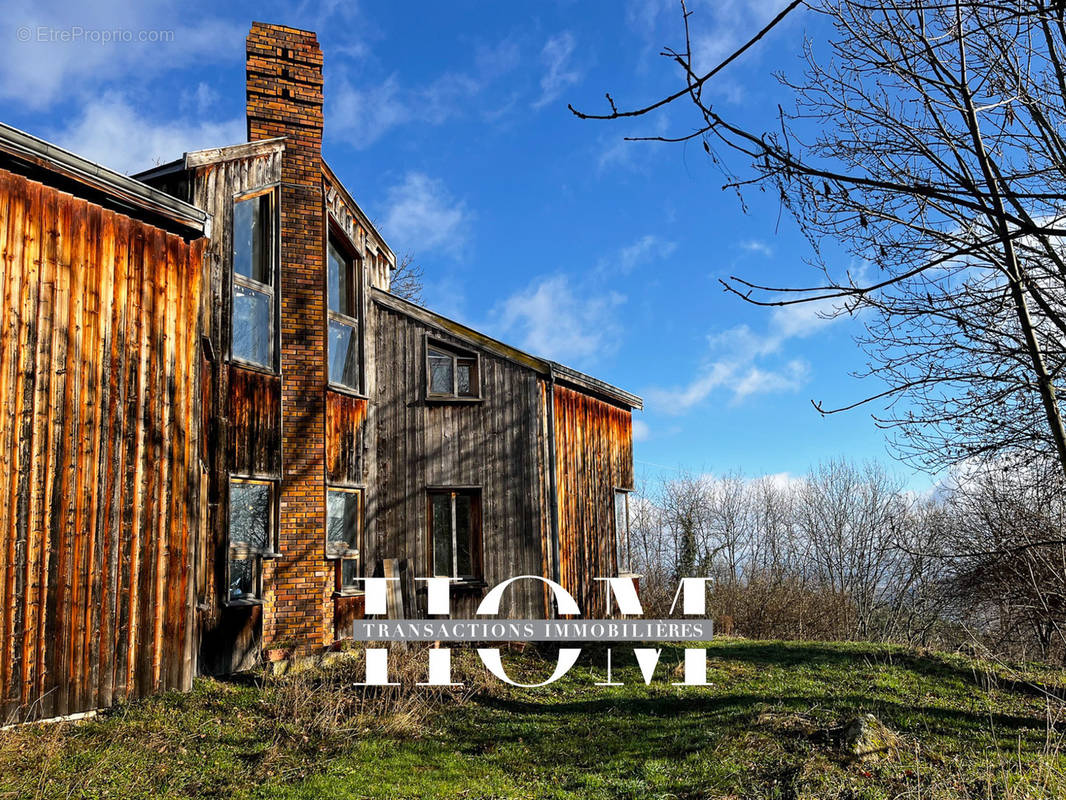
top-left (380, 172), bottom-right (470, 258)
top-left (632, 418), bottom-right (651, 442)
top-left (488, 275), bottom-right (624, 364)
top-left (533, 31), bottom-right (580, 110)
top-left (49, 92), bottom-right (243, 174)
top-left (616, 234), bottom-right (677, 274)
top-left (738, 239), bottom-right (773, 257)
top-left (647, 295), bottom-right (849, 413)
top-left (0, 2), bottom-right (243, 108)
top-left (329, 75), bottom-right (411, 149)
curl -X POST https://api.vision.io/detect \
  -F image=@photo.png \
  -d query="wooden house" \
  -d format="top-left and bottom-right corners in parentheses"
top-left (0, 22), bottom-right (641, 722)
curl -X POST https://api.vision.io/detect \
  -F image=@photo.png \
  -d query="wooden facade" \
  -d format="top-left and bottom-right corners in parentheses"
top-left (0, 163), bottom-right (207, 722)
top-left (0, 21), bottom-right (641, 721)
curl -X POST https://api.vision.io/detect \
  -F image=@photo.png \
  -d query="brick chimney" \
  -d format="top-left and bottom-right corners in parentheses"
top-left (246, 23), bottom-right (329, 651)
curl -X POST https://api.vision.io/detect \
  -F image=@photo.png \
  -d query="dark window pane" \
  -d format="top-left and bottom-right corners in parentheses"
top-left (431, 493), bottom-right (452, 576)
top-left (232, 284), bottom-right (272, 366)
top-left (327, 490), bottom-right (360, 555)
top-left (233, 195), bottom-right (271, 285)
top-left (428, 351), bottom-right (453, 394)
top-left (341, 558), bottom-right (359, 589)
top-left (455, 494), bottom-right (473, 577)
top-left (230, 482), bottom-right (271, 553)
top-left (229, 557), bottom-right (256, 600)
top-left (328, 320), bottom-right (360, 389)
top-left (456, 359), bottom-right (476, 396)
top-left (328, 241), bottom-right (354, 317)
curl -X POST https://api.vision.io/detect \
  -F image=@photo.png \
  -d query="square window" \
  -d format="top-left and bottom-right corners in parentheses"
top-left (228, 557), bottom-right (260, 602)
top-left (428, 489), bottom-right (481, 580)
top-left (426, 340), bottom-right (480, 400)
top-left (326, 487), bottom-right (362, 559)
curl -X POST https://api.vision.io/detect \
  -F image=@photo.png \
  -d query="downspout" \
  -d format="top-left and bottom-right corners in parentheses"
top-left (546, 367), bottom-right (562, 600)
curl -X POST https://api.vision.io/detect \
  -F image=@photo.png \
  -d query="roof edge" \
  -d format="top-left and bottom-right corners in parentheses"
top-left (0, 121), bottom-right (207, 234)
top-left (372, 288), bottom-right (642, 410)
top-left (322, 159), bottom-right (396, 266)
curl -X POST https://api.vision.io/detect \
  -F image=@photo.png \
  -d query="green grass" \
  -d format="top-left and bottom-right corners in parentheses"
top-left (2, 639), bottom-right (1065, 799)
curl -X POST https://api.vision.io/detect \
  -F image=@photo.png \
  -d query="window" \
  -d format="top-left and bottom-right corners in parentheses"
top-left (328, 237), bottom-right (361, 391)
top-left (228, 478), bottom-right (276, 602)
top-left (614, 489), bottom-right (631, 574)
top-left (426, 340), bottom-right (479, 400)
top-left (326, 487), bottom-right (362, 559)
top-left (428, 489), bottom-right (482, 580)
top-left (337, 557), bottom-right (361, 594)
top-left (231, 191), bottom-right (276, 369)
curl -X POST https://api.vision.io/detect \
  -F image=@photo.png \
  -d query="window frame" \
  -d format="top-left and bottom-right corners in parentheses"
top-left (426, 487), bottom-right (483, 582)
top-left (425, 336), bottom-right (481, 402)
top-left (229, 186), bottom-right (279, 373)
top-left (226, 475), bottom-right (279, 606)
top-left (325, 485), bottom-right (363, 560)
top-left (326, 227), bottom-right (364, 395)
top-left (613, 488), bottom-right (632, 575)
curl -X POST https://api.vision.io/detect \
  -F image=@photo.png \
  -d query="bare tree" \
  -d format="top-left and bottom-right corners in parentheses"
top-left (573, 1), bottom-right (1066, 479)
top-left (389, 252), bottom-right (425, 305)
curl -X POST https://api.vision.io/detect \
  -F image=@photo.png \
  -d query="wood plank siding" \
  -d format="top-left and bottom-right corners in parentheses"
top-left (180, 147), bottom-right (284, 675)
top-left (552, 385), bottom-right (634, 618)
top-left (0, 169), bottom-right (205, 723)
top-left (368, 299), bottom-right (551, 618)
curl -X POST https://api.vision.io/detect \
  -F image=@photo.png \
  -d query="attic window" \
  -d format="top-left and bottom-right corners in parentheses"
top-left (426, 339), bottom-right (480, 400)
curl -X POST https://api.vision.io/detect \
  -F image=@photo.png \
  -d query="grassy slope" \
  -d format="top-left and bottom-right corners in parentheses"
top-left (1, 639), bottom-right (1064, 799)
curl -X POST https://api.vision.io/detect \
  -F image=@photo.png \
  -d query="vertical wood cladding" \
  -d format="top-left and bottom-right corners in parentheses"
top-left (369, 301), bottom-right (549, 618)
top-left (553, 385), bottom-right (634, 618)
top-left (247, 23), bottom-right (329, 652)
top-left (0, 169), bottom-right (204, 722)
top-left (179, 146), bottom-right (283, 675)
top-left (325, 391), bottom-right (367, 485)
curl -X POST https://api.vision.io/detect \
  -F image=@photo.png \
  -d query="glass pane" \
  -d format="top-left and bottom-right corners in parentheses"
top-left (328, 320), bottom-right (360, 389)
top-left (327, 490), bottom-right (360, 553)
top-left (457, 360), bottom-right (474, 396)
top-left (233, 195), bottom-right (271, 285)
top-left (455, 494), bottom-right (473, 577)
top-left (230, 482), bottom-right (271, 553)
top-left (229, 557), bottom-right (256, 600)
top-left (328, 241), bottom-right (354, 317)
top-left (341, 558), bottom-right (359, 589)
top-left (614, 491), bottom-right (628, 569)
top-left (429, 352), bottom-right (453, 395)
top-left (232, 284), bottom-right (272, 367)
top-left (431, 493), bottom-right (453, 576)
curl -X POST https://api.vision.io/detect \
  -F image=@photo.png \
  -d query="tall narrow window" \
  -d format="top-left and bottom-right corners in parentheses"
top-left (328, 238), bottom-right (361, 391)
top-left (231, 191), bottom-right (276, 369)
top-left (228, 478), bottom-right (276, 602)
top-left (614, 489), bottom-right (631, 574)
top-left (426, 340), bottom-right (480, 400)
top-left (326, 487), bottom-right (362, 559)
top-left (428, 489), bottom-right (482, 580)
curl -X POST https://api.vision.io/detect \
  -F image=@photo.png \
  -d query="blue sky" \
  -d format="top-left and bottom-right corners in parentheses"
top-left (1, 0), bottom-right (932, 490)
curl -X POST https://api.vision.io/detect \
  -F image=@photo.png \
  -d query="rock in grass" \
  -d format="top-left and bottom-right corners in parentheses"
top-left (840, 714), bottom-right (899, 762)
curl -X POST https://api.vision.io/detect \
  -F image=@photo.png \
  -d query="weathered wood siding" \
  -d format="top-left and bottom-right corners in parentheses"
top-left (182, 150), bottom-right (283, 674)
top-left (368, 300), bottom-right (549, 618)
top-left (553, 384), bottom-right (634, 618)
top-left (325, 391), bottom-right (367, 485)
top-left (0, 169), bottom-right (204, 722)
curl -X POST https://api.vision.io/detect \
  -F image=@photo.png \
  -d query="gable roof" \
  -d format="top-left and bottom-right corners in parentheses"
top-left (372, 288), bottom-right (643, 410)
